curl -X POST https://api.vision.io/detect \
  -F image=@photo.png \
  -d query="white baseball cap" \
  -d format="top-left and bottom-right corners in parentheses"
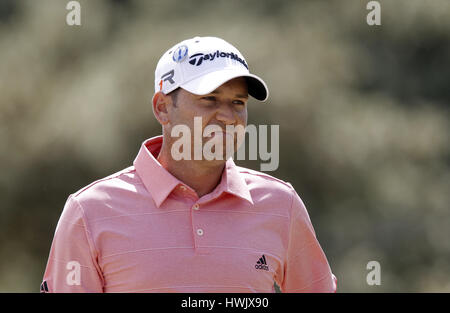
top-left (154, 36), bottom-right (269, 101)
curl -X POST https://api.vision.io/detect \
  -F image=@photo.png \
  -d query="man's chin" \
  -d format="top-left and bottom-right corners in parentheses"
top-left (201, 137), bottom-right (237, 160)
top-left (201, 151), bottom-right (235, 162)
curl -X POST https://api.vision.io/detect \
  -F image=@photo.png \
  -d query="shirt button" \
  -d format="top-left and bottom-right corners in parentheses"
top-left (193, 204), bottom-right (200, 211)
top-left (196, 228), bottom-right (204, 236)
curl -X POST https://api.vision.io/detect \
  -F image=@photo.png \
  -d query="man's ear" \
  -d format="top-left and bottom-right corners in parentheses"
top-left (152, 92), bottom-right (171, 125)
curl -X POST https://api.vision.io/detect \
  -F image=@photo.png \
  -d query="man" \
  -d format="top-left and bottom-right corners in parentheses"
top-left (41, 36), bottom-right (337, 293)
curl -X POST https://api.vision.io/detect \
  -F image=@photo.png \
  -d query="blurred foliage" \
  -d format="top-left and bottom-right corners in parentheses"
top-left (0, 0), bottom-right (449, 292)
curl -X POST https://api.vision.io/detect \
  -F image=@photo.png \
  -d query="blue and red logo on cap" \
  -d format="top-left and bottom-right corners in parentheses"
top-left (172, 45), bottom-right (189, 63)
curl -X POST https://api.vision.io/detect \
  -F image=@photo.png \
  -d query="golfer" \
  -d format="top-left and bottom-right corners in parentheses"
top-left (41, 36), bottom-right (337, 293)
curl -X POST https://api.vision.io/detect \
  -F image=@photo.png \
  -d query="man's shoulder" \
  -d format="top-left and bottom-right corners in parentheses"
top-left (70, 166), bottom-right (142, 203)
top-left (62, 166), bottom-right (148, 221)
top-left (235, 166), bottom-right (313, 222)
top-left (236, 165), bottom-right (295, 194)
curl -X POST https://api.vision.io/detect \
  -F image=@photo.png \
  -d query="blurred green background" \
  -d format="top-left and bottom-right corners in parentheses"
top-left (0, 0), bottom-right (449, 292)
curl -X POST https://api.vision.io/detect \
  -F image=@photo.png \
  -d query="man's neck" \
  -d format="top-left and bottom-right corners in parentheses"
top-left (157, 142), bottom-right (226, 198)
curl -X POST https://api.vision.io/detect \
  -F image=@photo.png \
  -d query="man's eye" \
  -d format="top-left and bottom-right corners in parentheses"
top-left (233, 100), bottom-right (245, 105)
top-left (202, 96), bottom-right (216, 101)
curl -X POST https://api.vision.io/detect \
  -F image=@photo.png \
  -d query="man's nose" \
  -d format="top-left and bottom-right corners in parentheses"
top-left (215, 102), bottom-right (236, 125)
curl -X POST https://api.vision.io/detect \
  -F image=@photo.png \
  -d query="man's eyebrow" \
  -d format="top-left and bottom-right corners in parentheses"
top-left (209, 90), bottom-right (248, 98)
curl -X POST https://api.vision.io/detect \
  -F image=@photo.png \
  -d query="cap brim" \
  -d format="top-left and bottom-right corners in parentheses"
top-left (180, 69), bottom-right (269, 102)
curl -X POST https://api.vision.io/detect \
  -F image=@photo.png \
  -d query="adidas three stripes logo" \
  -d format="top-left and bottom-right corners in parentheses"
top-left (255, 254), bottom-right (269, 271)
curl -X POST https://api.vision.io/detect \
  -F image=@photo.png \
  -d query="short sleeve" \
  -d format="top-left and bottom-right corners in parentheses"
top-left (41, 196), bottom-right (104, 292)
top-left (280, 190), bottom-right (337, 292)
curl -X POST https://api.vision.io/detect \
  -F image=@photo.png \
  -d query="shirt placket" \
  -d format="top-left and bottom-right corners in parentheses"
top-left (188, 187), bottom-right (224, 255)
top-left (190, 202), bottom-right (208, 254)
top-left (175, 184), bottom-right (209, 254)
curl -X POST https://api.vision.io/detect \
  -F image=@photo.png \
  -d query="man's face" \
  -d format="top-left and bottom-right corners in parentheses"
top-left (165, 77), bottom-right (248, 162)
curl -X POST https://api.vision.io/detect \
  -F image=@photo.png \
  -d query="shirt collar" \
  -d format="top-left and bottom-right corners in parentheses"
top-left (220, 158), bottom-right (254, 205)
top-left (133, 135), bottom-right (253, 207)
top-left (133, 136), bottom-right (180, 208)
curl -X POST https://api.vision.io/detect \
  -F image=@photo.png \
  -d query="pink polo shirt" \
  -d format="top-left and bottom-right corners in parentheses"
top-left (41, 135), bottom-right (336, 293)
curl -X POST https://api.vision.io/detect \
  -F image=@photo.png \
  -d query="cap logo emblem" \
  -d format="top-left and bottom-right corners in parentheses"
top-left (159, 69), bottom-right (175, 91)
top-left (172, 45), bottom-right (189, 63)
top-left (188, 51), bottom-right (248, 69)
